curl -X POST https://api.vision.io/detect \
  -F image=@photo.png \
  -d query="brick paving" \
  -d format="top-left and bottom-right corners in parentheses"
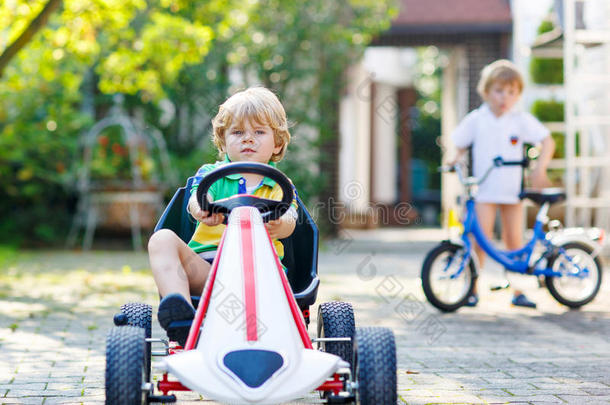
top-left (0, 237), bottom-right (609, 404)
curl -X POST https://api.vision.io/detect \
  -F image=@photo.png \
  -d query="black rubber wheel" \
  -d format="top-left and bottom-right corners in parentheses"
top-left (353, 327), bottom-right (396, 405)
top-left (317, 302), bottom-right (355, 400)
top-left (317, 302), bottom-right (355, 365)
top-left (105, 326), bottom-right (148, 405)
top-left (120, 303), bottom-right (152, 381)
top-left (421, 242), bottom-right (477, 312)
top-left (545, 242), bottom-right (603, 308)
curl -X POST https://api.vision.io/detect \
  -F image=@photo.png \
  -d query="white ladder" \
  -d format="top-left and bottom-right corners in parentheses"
top-left (564, 0), bottom-right (610, 227)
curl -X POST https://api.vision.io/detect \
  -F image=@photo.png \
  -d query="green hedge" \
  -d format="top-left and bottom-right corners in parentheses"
top-left (530, 58), bottom-right (563, 84)
top-left (531, 99), bottom-right (564, 122)
top-left (537, 20), bottom-right (555, 35)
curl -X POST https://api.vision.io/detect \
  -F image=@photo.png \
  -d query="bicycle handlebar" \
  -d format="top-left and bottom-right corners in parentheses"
top-left (437, 166), bottom-right (456, 173)
top-left (440, 156), bottom-right (529, 187)
top-left (493, 156), bottom-right (529, 168)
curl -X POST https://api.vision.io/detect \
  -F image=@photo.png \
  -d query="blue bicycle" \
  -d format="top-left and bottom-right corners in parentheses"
top-left (421, 157), bottom-right (603, 312)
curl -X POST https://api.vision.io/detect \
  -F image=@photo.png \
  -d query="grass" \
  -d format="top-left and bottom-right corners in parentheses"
top-left (0, 249), bottom-right (156, 328)
top-left (0, 244), bottom-right (18, 268)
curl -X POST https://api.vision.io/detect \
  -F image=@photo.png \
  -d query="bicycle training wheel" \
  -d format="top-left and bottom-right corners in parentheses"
top-left (421, 242), bottom-right (477, 312)
top-left (545, 242), bottom-right (602, 308)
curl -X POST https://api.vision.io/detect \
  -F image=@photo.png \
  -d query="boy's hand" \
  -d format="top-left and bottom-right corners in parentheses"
top-left (265, 211), bottom-right (296, 239)
top-left (447, 147), bottom-right (468, 167)
top-left (265, 218), bottom-right (283, 239)
top-left (199, 212), bottom-right (225, 226)
top-left (530, 136), bottom-right (555, 190)
top-left (188, 198), bottom-right (224, 226)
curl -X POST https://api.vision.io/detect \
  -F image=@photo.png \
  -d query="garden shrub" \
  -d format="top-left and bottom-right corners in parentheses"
top-left (531, 99), bottom-right (564, 122)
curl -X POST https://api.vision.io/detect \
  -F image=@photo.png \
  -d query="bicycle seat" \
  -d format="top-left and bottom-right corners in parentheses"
top-left (519, 188), bottom-right (566, 205)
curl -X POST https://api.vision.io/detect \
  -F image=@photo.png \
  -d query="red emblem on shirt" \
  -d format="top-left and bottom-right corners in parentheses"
top-left (510, 135), bottom-right (519, 145)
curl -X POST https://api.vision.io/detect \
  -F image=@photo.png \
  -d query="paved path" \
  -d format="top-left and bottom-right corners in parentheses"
top-left (0, 233), bottom-right (609, 404)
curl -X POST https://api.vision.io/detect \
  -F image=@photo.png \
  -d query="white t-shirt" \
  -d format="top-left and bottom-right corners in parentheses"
top-left (451, 103), bottom-right (550, 204)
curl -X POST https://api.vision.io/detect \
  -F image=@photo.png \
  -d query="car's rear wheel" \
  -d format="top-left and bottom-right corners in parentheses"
top-left (118, 303), bottom-right (152, 381)
top-left (317, 301), bottom-right (355, 365)
top-left (317, 301), bottom-right (355, 399)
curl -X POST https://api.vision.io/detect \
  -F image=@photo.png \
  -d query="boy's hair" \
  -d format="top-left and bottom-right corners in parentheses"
top-left (477, 59), bottom-right (524, 99)
top-left (212, 87), bottom-right (291, 162)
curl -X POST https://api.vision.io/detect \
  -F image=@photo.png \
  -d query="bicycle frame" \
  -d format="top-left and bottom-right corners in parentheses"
top-left (439, 159), bottom-right (593, 280)
top-left (462, 198), bottom-right (538, 273)
top-left (456, 198), bottom-right (587, 279)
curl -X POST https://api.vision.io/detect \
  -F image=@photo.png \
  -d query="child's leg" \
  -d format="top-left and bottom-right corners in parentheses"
top-left (471, 202), bottom-right (497, 296)
top-left (498, 202), bottom-right (523, 250)
top-left (499, 203), bottom-right (527, 298)
top-left (148, 229), bottom-right (212, 303)
top-left (475, 202), bottom-right (497, 268)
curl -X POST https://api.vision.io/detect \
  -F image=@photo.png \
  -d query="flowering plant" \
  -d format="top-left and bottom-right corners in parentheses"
top-left (89, 128), bottom-right (156, 184)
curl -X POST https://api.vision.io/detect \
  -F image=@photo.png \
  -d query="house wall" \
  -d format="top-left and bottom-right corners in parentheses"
top-left (339, 62), bottom-right (372, 213)
top-left (441, 47), bottom-right (469, 223)
top-left (372, 82), bottom-right (398, 204)
top-left (373, 32), bottom-right (510, 227)
top-left (339, 48), bottom-right (417, 215)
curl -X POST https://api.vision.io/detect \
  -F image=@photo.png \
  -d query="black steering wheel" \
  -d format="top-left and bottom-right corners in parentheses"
top-left (196, 162), bottom-right (293, 223)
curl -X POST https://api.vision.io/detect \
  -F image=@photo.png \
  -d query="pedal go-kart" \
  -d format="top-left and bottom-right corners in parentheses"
top-left (105, 162), bottom-right (397, 404)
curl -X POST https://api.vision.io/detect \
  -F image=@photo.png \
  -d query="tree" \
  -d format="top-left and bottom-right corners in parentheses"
top-left (0, 0), bottom-right (237, 243)
top-left (0, 0), bottom-right (62, 78)
top-left (0, 0), bottom-right (397, 243)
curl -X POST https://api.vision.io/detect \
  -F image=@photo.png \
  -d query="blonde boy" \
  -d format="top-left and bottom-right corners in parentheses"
top-left (450, 59), bottom-right (555, 308)
top-left (148, 87), bottom-right (298, 344)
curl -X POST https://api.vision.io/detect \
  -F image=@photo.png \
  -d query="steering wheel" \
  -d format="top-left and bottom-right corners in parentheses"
top-left (196, 162), bottom-right (293, 223)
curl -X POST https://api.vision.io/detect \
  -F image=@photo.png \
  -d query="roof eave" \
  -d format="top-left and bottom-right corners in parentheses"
top-left (385, 22), bottom-right (513, 36)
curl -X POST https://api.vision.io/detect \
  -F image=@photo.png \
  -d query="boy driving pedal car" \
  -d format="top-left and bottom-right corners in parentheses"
top-left (148, 87), bottom-right (298, 345)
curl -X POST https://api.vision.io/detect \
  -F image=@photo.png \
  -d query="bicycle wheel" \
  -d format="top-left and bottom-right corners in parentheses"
top-left (545, 242), bottom-right (602, 308)
top-left (421, 242), bottom-right (477, 312)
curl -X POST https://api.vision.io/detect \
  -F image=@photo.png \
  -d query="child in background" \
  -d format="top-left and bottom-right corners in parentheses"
top-left (450, 59), bottom-right (555, 308)
top-left (148, 87), bottom-right (298, 344)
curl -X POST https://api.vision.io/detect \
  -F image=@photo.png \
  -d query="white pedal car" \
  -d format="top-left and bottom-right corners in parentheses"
top-left (105, 162), bottom-right (397, 404)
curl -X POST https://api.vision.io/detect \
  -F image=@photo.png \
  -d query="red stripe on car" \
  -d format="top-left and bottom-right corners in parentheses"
top-left (239, 208), bottom-right (258, 341)
top-left (184, 230), bottom-right (228, 350)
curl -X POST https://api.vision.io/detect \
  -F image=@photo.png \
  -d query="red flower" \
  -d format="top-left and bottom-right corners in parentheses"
top-left (99, 135), bottom-right (109, 147)
top-left (112, 143), bottom-right (126, 156)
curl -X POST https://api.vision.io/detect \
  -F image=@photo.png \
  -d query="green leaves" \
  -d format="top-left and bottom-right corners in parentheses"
top-left (0, 0), bottom-right (397, 243)
top-left (98, 11), bottom-right (214, 100)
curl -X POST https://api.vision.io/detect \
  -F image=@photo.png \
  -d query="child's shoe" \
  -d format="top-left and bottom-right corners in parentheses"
top-left (464, 294), bottom-right (479, 307)
top-left (511, 293), bottom-right (536, 309)
top-left (158, 293), bottom-right (196, 346)
top-left (489, 279), bottom-right (510, 291)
